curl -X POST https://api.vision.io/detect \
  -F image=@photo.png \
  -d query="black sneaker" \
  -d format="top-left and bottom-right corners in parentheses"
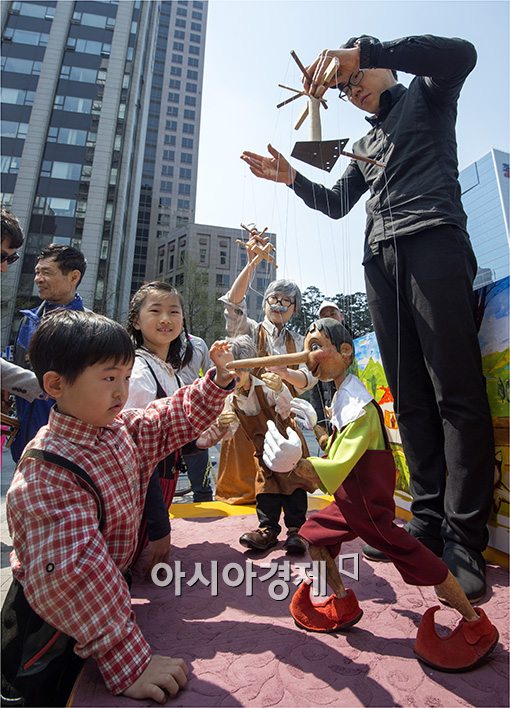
top-left (442, 541), bottom-right (487, 603)
top-left (362, 523), bottom-right (444, 562)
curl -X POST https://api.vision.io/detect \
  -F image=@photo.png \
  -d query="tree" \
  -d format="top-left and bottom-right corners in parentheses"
top-left (179, 258), bottom-right (225, 344)
top-left (293, 286), bottom-right (373, 338)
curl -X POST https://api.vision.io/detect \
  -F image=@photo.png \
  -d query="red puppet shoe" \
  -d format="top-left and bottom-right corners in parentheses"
top-left (414, 605), bottom-right (499, 672)
top-left (290, 581), bottom-right (363, 633)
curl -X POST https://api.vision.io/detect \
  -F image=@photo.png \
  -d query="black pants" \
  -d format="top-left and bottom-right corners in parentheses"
top-left (183, 449), bottom-right (213, 502)
top-left (256, 489), bottom-right (308, 534)
top-left (364, 225), bottom-right (494, 552)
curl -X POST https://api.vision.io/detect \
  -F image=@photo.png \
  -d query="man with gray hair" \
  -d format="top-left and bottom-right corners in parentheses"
top-left (216, 231), bottom-right (316, 504)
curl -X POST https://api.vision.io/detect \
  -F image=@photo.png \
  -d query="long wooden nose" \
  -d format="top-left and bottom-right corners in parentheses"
top-left (226, 350), bottom-right (309, 370)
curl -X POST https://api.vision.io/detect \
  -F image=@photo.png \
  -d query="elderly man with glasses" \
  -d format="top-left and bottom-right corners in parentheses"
top-left (241, 35), bottom-right (493, 603)
top-left (1, 210), bottom-right (45, 408)
top-left (215, 230), bottom-right (316, 507)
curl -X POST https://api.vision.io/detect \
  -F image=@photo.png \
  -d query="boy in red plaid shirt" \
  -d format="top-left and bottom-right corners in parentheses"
top-left (3, 310), bottom-right (235, 704)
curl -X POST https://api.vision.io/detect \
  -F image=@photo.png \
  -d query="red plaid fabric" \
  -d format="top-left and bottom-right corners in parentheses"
top-left (6, 370), bottom-right (230, 695)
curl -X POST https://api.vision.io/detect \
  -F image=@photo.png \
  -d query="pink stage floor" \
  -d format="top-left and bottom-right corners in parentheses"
top-left (71, 513), bottom-right (509, 707)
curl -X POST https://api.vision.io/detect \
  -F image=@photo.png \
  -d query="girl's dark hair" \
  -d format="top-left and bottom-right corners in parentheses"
top-left (29, 310), bottom-right (134, 387)
top-left (126, 281), bottom-right (193, 370)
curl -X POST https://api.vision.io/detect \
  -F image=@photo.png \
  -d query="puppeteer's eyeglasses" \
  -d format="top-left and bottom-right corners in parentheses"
top-left (266, 295), bottom-right (295, 308)
top-left (338, 70), bottom-right (364, 100)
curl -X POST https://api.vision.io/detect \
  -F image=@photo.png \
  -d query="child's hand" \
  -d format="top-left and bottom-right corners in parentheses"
top-left (196, 422), bottom-right (228, 448)
top-left (144, 533), bottom-right (171, 576)
top-left (122, 654), bottom-right (188, 702)
top-left (209, 340), bottom-right (235, 388)
top-left (261, 372), bottom-right (283, 393)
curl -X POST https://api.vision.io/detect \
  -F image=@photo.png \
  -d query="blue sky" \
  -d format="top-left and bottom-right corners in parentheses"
top-left (195, 0), bottom-right (510, 296)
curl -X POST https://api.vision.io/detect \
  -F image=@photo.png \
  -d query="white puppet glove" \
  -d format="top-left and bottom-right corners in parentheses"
top-left (263, 420), bottom-right (302, 473)
top-left (290, 398), bottom-right (318, 430)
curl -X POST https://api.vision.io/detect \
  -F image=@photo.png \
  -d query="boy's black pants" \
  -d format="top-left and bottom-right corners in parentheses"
top-left (256, 489), bottom-right (308, 533)
top-left (364, 225), bottom-right (494, 552)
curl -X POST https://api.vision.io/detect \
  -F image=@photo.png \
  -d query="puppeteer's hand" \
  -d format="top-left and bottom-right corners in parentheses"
top-left (260, 372), bottom-right (283, 393)
top-left (241, 144), bottom-right (296, 186)
top-left (122, 655), bottom-right (188, 703)
top-left (290, 398), bottom-right (318, 430)
top-left (303, 47), bottom-right (360, 97)
top-left (263, 420), bottom-right (302, 473)
top-left (209, 340), bottom-right (235, 388)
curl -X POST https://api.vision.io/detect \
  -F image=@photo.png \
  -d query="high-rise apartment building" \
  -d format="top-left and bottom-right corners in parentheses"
top-left (0, 0), bottom-right (159, 344)
top-left (131, 0), bottom-right (207, 297)
top-left (460, 148), bottom-right (510, 289)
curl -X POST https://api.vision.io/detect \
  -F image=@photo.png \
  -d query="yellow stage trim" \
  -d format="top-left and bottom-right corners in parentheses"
top-left (170, 495), bottom-right (335, 519)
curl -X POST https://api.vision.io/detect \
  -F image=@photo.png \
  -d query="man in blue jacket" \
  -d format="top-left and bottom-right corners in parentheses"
top-left (241, 35), bottom-right (494, 603)
top-left (12, 244), bottom-right (87, 461)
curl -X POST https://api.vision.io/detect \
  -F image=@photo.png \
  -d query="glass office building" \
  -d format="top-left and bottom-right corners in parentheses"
top-left (0, 0), bottom-right (159, 344)
top-left (460, 148), bottom-right (510, 289)
top-left (131, 0), bottom-right (207, 296)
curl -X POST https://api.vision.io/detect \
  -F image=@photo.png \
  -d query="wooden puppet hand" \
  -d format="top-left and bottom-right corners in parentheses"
top-left (122, 654), bottom-right (188, 703)
top-left (245, 232), bottom-right (270, 266)
top-left (302, 47), bottom-right (360, 97)
top-left (263, 420), bottom-right (302, 473)
top-left (217, 410), bottom-right (237, 427)
top-left (241, 144), bottom-right (296, 186)
top-left (144, 532), bottom-right (171, 576)
top-left (209, 340), bottom-right (235, 388)
top-left (260, 371), bottom-right (284, 393)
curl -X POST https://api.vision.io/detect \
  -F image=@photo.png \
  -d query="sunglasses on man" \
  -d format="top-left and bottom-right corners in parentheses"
top-left (1, 251), bottom-right (20, 265)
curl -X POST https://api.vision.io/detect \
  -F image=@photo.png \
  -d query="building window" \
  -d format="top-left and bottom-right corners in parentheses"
top-left (199, 247), bottom-right (207, 265)
top-left (47, 127), bottom-right (87, 146)
top-left (162, 165), bottom-right (174, 176)
top-left (184, 95), bottom-right (196, 106)
top-left (188, 58), bottom-right (199, 67)
top-left (0, 156), bottom-right (20, 174)
top-left (183, 109), bottom-right (195, 120)
top-left (159, 197), bottom-right (172, 207)
top-left (60, 65), bottom-right (98, 83)
top-left (189, 45), bottom-right (200, 55)
top-left (167, 106), bottom-right (179, 117)
top-left (190, 33), bottom-right (201, 43)
top-left (166, 120), bottom-right (178, 131)
top-left (173, 41), bottom-right (184, 51)
top-left (177, 199), bottom-right (189, 209)
top-left (183, 123), bottom-right (194, 134)
top-left (175, 18), bottom-right (186, 27)
top-left (216, 274), bottom-right (230, 288)
top-left (3, 27), bottom-right (48, 46)
top-left (164, 135), bottom-right (176, 146)
top-left (182, 138), bottom-right (193, 149)
top-left (168, 93), bottom-right (180, 104)
top-left (187, 70), bottom-right (198, 80)
top-left (10, 2), bottom-right (56, 19)
top-left (169, 79), bottom-right (181, 89)
top-left (179, 168), bottom-right (192, 179)
top-left (0, 87), bottom-right (35, 105)
top-left (47, 162), bottom-right (82, 180)
top-left (170, 67), bottom-right (182, 77)
top-left (0, 121), bottom-right (28, 139)
top-left (191, 22), bottom-right (202, 32)
top-left (171, 54), bottom-right (183, 64)
top-left (33, 197), bottom-right (76, 217)
top-left (53, 95), bottom-right (93, 113)
top-left (181, 153), bottom-right (193, 164)
top-left (163, 149), bottom-right (175, 161)
top-left (1, 57), bottom-right (41, 75)
top-left (178, 183), bottom-right (191, 195)
top-left (161, 180), bottom-right (173, 192)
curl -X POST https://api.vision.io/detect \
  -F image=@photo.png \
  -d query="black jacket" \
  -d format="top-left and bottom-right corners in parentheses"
top-left (291, 35), bottom-right (476, 263)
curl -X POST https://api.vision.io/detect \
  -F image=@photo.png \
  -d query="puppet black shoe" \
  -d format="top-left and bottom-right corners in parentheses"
top-left (442, 542), bottom-right (487, 603)
top-left (283, 530), bottom-right (308, 556)
top-left (239, 527), bottom-right (279, 551)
